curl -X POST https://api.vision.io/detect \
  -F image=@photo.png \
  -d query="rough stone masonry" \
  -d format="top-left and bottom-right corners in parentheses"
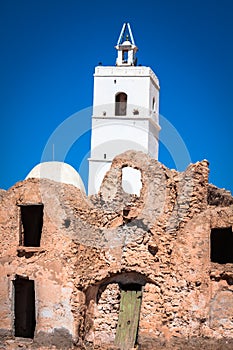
top-left (0, 151), bottom-right (233, 349)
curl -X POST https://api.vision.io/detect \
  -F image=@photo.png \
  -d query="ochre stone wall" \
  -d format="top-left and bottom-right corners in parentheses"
top-left (0, 151), bottom-right (233, 349)
top-left (0, 180), bottom-right (78, 348)
top-left (91, 283), bottom-right (120, 345)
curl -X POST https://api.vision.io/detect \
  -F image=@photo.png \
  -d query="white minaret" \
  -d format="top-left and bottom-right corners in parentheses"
top-left (88, 23), bottom-right (160, 195)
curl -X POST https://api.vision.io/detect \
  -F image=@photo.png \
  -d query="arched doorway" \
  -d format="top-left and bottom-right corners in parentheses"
top-left (85, 272), bottom-right (149, 349)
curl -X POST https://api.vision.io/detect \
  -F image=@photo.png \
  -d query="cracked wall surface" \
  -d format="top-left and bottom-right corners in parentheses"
top-left (0, 150), bottom-right (233, 349)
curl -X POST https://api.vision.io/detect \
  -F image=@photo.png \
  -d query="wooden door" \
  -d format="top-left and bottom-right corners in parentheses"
top-left (115, 285), bottom-right (142, 350)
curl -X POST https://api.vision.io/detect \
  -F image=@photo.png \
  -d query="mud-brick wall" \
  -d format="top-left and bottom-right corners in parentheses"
top-left (91, 283), bottom-right (120, 345)
top-left (1, 151), bottom-right (233, 350)
top-left (139, 283), bottom-right (163, 339)
top-left (80, 151), bottom-right (233, 348)
top-left (0, 179), bottom-right (81, 347)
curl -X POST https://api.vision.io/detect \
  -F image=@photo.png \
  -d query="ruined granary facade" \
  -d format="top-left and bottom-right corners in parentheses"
top-left (0, 150), bottom-right (233, 350)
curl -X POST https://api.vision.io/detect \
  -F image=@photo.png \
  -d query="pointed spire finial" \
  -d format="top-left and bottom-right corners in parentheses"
top-left (116, 23), bottom-right (136, 46)
top-left (115, 23), bottom-right (138, 66)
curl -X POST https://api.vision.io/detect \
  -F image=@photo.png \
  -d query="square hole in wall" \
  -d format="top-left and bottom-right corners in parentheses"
top-left (211, 227), bottom-right (233, 264)
top-left (19, 204), bottom-right (43, 247)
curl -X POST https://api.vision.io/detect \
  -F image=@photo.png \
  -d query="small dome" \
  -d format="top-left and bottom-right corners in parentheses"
top-left (26, 161), bottom-right (86, 193)
top-left (122, 40), bottom-right (132, 46)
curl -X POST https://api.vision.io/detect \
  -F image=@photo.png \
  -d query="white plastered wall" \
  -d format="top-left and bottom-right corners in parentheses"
top-left (88, 65), bottom-right (160, 195)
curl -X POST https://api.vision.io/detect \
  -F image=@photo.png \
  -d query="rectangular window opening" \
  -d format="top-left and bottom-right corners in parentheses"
top-left (211, 226), bottom-right (233, 264)
top-left (13, 276), bottom-right (36, 338)
top-left (20, 204), bottom-right (43, 247)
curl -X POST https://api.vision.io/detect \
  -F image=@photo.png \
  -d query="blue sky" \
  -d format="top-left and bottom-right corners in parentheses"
top-left (0, 0), bottom-right (232, 193)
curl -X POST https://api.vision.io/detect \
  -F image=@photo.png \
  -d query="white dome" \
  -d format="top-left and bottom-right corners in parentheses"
top-left (26, 161), bottom-right (86, 193)
top-left (122, 40), bottom-right (131, 46)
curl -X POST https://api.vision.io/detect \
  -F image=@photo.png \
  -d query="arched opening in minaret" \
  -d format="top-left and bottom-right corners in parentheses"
top-left (115, 92), bottom-right (127, 116)
top-left (123, 50), bottom-right (128, 63)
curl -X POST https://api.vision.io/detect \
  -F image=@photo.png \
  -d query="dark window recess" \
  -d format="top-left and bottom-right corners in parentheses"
top-left (20, 205), bottom-right (43, 247)
top-left (152, 97), bottom-right (155, 111)
top-left (120, 283), bottom-right (142, 292)
top-left (211, 227), bottom-right (233, 264)
top-left (13, 276), bottom-right (36, 338)
top-left (115, 92), bottom-right (127, 116)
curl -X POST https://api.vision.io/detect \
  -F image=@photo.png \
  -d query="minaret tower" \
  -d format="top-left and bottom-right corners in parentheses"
top-left (88, 23), bottom-right (160, 195)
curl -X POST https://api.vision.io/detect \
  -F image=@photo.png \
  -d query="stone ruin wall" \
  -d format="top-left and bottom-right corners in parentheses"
top-left (0, 180), bottom-right (77, 348)
top-left (0, 150), bottom-right (233, 349)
